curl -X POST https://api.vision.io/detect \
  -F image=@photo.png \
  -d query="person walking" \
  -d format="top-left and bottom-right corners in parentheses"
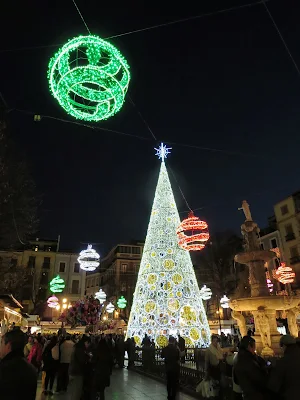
top-left (56, 334), bottom-right (74, 393)
top-left (161, 336), bottom-right (180, 400)
top-left (24, 335), bottom-right (33, 358)
top-left (233, 336), bottom-right (269, 400)
top-left (268, 334), bottom-right (300, 399)
top-left (27, 335), bottom-right (43, 372)
top-left (0, 329), bottom-right (37, 400)
top-left (42, 336), bottom-right (59, 395)
top-left (69, 336), bottom-right (91, 400)
top-left (90, 338), bottom-right (112, 400)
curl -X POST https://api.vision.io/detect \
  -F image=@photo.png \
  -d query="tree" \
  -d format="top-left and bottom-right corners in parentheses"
top-left (126, 156), bottom-right (211, 347)
top-left (0, 255), bottom-right (28, 299)
top-left (0, 113), bottom-right (39, 248)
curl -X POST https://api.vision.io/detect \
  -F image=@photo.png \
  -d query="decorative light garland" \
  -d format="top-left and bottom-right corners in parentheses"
top-left (95, 288), bottom-right (106, 304)
top-left (106, 302), bottom-right (115, 314)
top-left (199, 285), bottom-right (212, 300)
top-left (274, 262), bottom-right (295, 285)
top-left (220, 295), bottom-right (230, 309)
top-left (47, 295), bottom-right (59, 308)
top-left (48, 35), bottom-right (130, 122)
top-left (49, 275), bottom-right (65, 293)
top-left (117, 296), bottom-right (127, 309)
top-left (177, 211), bottom-right (209, 251)
top-left (126, 145), bottom-right (211, 348)
top-left (78, 244), bottom-right (100, 272)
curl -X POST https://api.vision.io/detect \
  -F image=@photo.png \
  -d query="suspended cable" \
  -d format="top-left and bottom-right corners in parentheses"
top-left (262, 1), bottom-right (300, 77)
top-left (168, 166), bottom-right (192, 212)
top-left (128, 97), bottom-right (157, 141)
top-left (11, 204), bottom-right (26, 246)
top-left (71, 0), bottom-right (91, 35)
top-left (12, 109), bottom-right (150, 141)
top-left (0, 0), bottom-right (269, 53)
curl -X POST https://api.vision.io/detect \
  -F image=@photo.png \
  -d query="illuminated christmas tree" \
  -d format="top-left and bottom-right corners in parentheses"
top-left (126, 144), bottom-right (211, 347)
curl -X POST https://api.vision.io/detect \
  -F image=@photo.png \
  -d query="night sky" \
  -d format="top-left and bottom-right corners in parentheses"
top-left (1, 0), bottom-right (299, 253)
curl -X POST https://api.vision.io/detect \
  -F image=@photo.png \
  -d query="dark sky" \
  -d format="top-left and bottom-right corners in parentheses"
top-left (1, 0), bottom-right (300, 253)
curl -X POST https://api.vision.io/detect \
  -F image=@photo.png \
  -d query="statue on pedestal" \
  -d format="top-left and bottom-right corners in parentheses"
top-left (231, 310), bottom-right (247, 337)
top-left (254, 310), bottom-right (272, 349)
top-left (239, 200), bottom-right (253, 221)
top-left (287, 308), bottom-right (299, 338)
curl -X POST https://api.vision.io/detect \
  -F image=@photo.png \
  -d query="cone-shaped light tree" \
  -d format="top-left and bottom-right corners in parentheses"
top-left (126, 144), bottom-right (211, 347)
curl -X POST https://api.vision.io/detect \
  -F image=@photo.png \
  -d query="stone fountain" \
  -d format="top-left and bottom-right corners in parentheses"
top-left (230, 200), bottom-right (300, 356)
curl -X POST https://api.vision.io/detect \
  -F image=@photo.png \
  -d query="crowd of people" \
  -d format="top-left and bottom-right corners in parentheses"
top-left (204, 332), bottom-right (300, 400)
top-left (1, 326), bottom-right (300, 400)
top-left (0, 328), bottom-right (130, 400)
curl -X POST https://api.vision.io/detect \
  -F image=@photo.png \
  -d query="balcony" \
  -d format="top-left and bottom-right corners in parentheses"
top-left (285, 233), bottom-right (295, 242)
top-left (290, 256), bottom-right (300, 265)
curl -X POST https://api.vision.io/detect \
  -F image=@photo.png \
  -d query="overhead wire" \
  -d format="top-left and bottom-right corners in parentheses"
top-left (71, 0), bottom-right (91, 35)
top-left (0, 0), bottom-right (269, 53)
top-left (262, 1), bottom-right (300, 77)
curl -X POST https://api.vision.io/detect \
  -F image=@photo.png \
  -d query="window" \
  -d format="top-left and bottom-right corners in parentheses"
top-left (28, 256), bottom-right (36, 268)
top-left (91, 278), bottom-right (95, 287)
top-left (10, 258), bottom-right (17, 267)
top-left (101, 277), bottom-right (104, 286)
top-left (118, 246), bottom-right (131, 253)
top-left (134, 264), bottom-right (139, 273)
top-left (285, 224), bottom-right (293, 234)
top-left (71, 280), bottom-right (79, 294)
top-left (274, 258), bottom-right (280, 268)
top-left (121, 282), bottom-right (126, 291)
top-left (260, 243), bottom-right (264, 250)
top-left (87, 279), bottom-right (90, 288)
top-left (132, 247), bottom-right (141, 254)
top-left (281, 205), bottom-right (288, 216)
top-left (290, 246), bottom-right (299, 258)
top-left (270, 238), bottom-right (277, 248)
top-left (43, 257), bottom-right (51, 269)
top-left (96, 277), bottom-right (99, 286)
top-left (74, 263), bottom-right (80, 273)
top-left (40, 272), bottom-right (48, 285)
top-left (121, 264), bottom-right (127, 273)
top-left (34, 245), bottom-right (39, 252)
top-left (59, 262), bottom-right (66, 273)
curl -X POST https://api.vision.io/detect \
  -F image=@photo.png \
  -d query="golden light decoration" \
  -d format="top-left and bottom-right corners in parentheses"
top-left (176, 211), bottom-right (209, 251)
top-left (274, 262), bottom-right (295, 285)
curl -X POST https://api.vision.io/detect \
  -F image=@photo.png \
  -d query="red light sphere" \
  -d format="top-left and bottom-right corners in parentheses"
top-left (275, 262), bottom-right (295, 285)
top-left (176, 211), bottom-right (209, 251)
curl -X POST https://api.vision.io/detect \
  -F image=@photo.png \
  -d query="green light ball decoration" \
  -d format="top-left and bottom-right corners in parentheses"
top-left (117, 296), bottom-right (127, 309)
top-left (48, 35), bottom-right (130, 122)
top-left (49, 275), bottom-right (66, 293)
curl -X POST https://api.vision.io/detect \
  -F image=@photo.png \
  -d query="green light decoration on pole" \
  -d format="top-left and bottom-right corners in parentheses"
top-left (47, 35), bottom-right (130, 122)
top-left (117, 296), bottom-right (127, 309)
top-left (49, 275), bottom-right (65, 293)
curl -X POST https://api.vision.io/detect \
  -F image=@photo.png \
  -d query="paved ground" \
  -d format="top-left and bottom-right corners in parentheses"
top-left (36, 368), bottom-right (196, 399)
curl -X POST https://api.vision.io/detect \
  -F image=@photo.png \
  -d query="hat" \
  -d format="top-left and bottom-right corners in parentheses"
top-left (280, 334), bottom-right (296, 346)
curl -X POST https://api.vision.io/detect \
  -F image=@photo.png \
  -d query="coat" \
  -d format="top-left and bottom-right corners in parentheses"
top-left (234, 348), bottom-right (269, 400)
top-left (0, 350), bottom-right (37, 400)
top-left (27, 342), bottom-right (43, 369)
top-left (69, 344), bottom-right (89, 376)
top-left (92, 340), bottom-right (112, 390)
top-left (42, 344), bottom-right (58, 372)
top-left (161, 344), bottom-right (180, 373)
top-left (60, 340), bottom-right (74, 364)
top-left (268, 344), bottom-right (300, 400)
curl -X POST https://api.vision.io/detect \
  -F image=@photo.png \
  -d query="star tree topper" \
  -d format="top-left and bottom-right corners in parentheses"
top-left (155, 143), bottom-right (172, 162)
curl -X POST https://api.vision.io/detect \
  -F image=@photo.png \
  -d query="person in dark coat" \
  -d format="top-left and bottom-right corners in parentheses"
top-left (69, 335), bottom-right (91, 400)
top-left (42, 335), bottom-right (59, 395)
top-left (233, 336), bottom-right (269, 400)
top-left (91, 339), bottom-right (112, 400)
top-left (178, 334), bottom-right (185, 363)
top-left (161, 336), bottom-right (180, 400)
top-left (0, 329), bottom-right (37, 400)
top-left (268, 334), bottom-right (300, 400)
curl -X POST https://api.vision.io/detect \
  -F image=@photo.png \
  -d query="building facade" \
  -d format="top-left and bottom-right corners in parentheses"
top-left (0, 238), bottom-right (86, 314)
top-left (85, 241), bottom-right (144, 318)
top-left (274, 192), bottom-right (300, 285)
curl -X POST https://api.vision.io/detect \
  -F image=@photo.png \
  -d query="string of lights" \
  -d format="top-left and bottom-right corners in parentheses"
top-left (0, 1), bottom-right (270, 53)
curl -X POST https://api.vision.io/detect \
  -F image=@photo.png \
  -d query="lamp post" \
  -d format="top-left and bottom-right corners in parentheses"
top-left (216, 294), bottom-right (222, 334)
top-left (56, 298), bottom-right (69, 327)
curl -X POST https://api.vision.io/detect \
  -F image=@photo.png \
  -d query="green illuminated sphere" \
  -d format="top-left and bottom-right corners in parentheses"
top-left (117, 296), bottom-right (127, 309)
top-left (48, 35), bottom-right (130, 122)
top-left (49, 275), bottom-right (65, 293)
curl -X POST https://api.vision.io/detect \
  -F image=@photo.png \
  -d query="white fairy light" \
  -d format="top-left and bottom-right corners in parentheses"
top-left (78, 244), bottom-right (100, 271)
top-left (126, 158), bottom-right (211, 348)
top-left (106, 302), bottom-right (115, 314)
top-left (95, 288), bottom-right (107, 304)
top-left (154, 143), bottom-right (172, 162)
top-left (220, 295), bottom-right (230, 309)
top-left (199, 285), bottom-right (212, 300)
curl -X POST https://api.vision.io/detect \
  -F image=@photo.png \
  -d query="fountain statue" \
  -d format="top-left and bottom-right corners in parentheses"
top-left (231, 200), bottom-right (300, 356)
